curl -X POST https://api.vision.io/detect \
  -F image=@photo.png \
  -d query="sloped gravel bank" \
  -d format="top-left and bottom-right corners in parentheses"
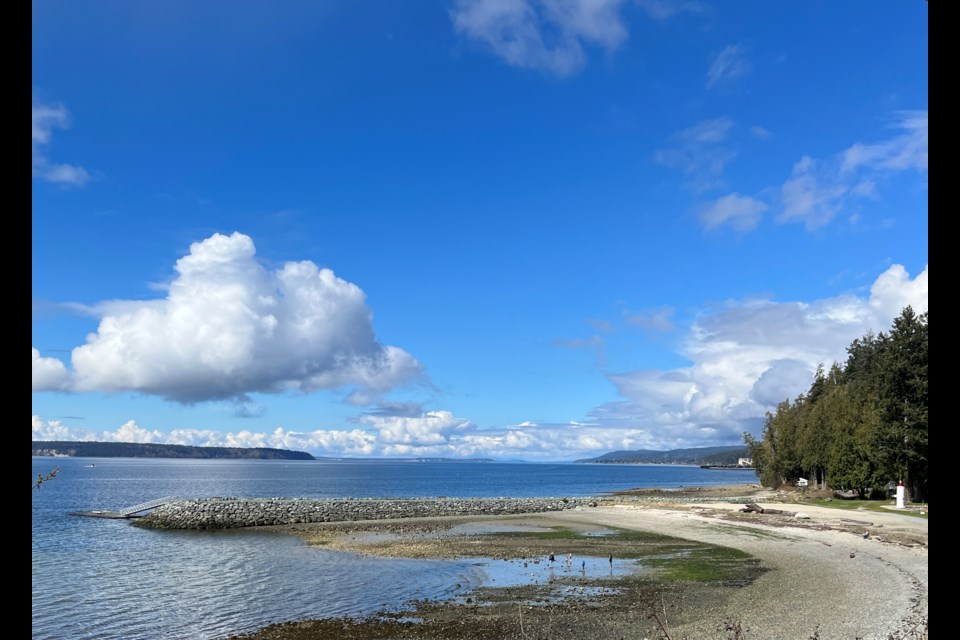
top-left (133, 497), bottom-right (594, 530)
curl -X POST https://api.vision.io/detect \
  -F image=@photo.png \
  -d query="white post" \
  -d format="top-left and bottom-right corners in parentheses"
top-left (895, 483), bottom-right (906, 509)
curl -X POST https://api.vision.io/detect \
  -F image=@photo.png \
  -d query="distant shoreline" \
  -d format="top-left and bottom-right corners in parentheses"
top-left (699, 465), bottom-right (756, 470)
top-left (31, 440), bottom-right (314, 460)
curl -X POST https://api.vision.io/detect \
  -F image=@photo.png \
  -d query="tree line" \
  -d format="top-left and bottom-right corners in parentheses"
top-left (744, 306), bottom-right (927, 503)
top-left (32, 440), bottom-right (315, 460)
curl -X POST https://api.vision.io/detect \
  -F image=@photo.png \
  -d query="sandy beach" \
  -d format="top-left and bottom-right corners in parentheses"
top-left (228, 486), bottom-right (928, 640)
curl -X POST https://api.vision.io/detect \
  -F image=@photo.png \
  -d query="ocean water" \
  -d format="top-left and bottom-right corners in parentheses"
top-left (31, 457), bottom-right (757, 639)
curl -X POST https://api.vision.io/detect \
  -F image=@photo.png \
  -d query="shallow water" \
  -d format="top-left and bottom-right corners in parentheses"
top-left (465, 554), bottom-right (640, 588)
top-left (32, 457), bottom-right (756, 639)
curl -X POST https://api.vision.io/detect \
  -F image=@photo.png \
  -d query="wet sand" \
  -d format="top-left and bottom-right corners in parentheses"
top-left (227, 486), bottom-right (928, 640)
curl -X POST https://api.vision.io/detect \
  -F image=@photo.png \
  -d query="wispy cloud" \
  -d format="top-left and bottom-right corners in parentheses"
top-left (552, 335), bottom-right (605, 349)
top-left (778, 155), bottom-right (848, 230)
top-left (706, 43), bottom-right (748, 89)
top-left (587, 317), bottom-right (613, 333)
top-left (750, 125), bottom-right (772, 140)
top-left (699, 193), bottom-right (768, 231)
top-left (552, 333), bottom-right (606, 368)
top-left (624, 306), bottom-right (676, 332)
top-left (635, 0), bottom-right (709, 21)
top-left (32, 95), bottom-right (90, 186)
top-left (362, 402), bottom-right (428, 418)
top-left (851, 179), bottom-right (878, 199)
top-left (679, 117), bottom-right (733, 143)
top-left (451, 0), bottom-right (628, 77)
top-left (654, 117), bottom-right (736, 192)
top-left (231, 398), bottom-right (268, 419)
top-left (31, 232), bottom-right (423, 402)
top-left (841, 110), bottom-right (928, 174)
top-left (776, 110), bottom-right (928, 230)
top-left (32, 298), bottom-right (101, 320)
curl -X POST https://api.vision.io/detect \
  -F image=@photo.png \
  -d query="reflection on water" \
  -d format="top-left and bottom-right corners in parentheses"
top-left (466, 554), bottom-right (640, 588)
top-left (32, 524), bottom-right (477, 640)
top-left (32, 457), bottom-right (755, 639)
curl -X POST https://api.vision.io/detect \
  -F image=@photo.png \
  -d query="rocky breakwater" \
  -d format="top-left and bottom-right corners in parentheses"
top-left (133, 496), bottom-right (596, 530)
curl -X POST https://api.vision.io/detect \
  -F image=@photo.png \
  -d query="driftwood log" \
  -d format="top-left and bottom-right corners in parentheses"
top-left (740, 503), bottom-right (797, 516)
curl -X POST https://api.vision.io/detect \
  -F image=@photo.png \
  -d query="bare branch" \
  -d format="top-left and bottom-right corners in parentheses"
top-left (33, 466), bottom-right (60, 490)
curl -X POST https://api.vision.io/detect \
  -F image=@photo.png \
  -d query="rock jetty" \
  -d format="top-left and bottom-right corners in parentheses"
top-left (133, 496), bottom-right (595, 530)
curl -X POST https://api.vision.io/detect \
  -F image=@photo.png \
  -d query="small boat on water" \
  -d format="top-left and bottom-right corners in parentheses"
top-left (85, 464), bottom-right (96, 468)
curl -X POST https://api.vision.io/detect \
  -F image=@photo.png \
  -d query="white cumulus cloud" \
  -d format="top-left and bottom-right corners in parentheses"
top-left (588, 263), bottom-right (928, 446)
top-left (32, 264), bottom-right (928, 458)
top-left (355, 410), bottom-right (474, 446)
top-left (104, 420), bottom-right (165, 443)
top-left (37, 232), bottom-right (422, 403)
top-left (31, 416), bottom-right (381, 456)
top-left (32, 415), bottom-right (74, 441)
top-left (32, 349), bottom-right (71, 391)
top-left (31, 417), bottom-right (163, 443)
top-left (868, 263), bottom-right (928, 320)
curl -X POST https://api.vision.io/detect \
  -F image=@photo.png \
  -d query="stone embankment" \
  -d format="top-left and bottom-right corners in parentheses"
top-left (133, 497), bottom-right (595, 530)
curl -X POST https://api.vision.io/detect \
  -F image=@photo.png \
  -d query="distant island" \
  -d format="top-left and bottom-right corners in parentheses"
top-left (312, 457), bottom-right (495, 463)
top-left (308, 456), bottom-right (496, 464)
top-left (32, 440), bottom-right (315, 460)
top-left (403, 457), bottom-right (494, 463)
top-left (576, 445), bottom-right (749, 466)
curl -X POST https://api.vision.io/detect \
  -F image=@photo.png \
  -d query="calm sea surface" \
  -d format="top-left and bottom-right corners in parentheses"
top-left (32, 457), bottom-right (757, 639)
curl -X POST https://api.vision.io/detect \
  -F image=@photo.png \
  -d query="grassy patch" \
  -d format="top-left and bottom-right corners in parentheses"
top-left (604, 527), bottom-right (678, 544)
top-left (803, 498), bottom-right (928, 519)
top-left (307, 538), bottom-right (331, 545)
top-left (644, 546), bottom-right (759, 583)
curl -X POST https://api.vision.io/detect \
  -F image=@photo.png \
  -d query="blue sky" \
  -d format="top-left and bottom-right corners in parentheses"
top-left (33, 1), bottom-right (928, 460)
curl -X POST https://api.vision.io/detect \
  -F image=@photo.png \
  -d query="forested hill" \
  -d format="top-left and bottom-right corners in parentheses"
top-left (32, 441), bottom-right (315, 460)
top-left (576, 446), bottom-right (747, 465)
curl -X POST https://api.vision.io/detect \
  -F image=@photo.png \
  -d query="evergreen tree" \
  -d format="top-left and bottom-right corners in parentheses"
top-left (872, 307), bottom-right (928, 502)
top-left (744, 307), bottom-right (927, 502)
